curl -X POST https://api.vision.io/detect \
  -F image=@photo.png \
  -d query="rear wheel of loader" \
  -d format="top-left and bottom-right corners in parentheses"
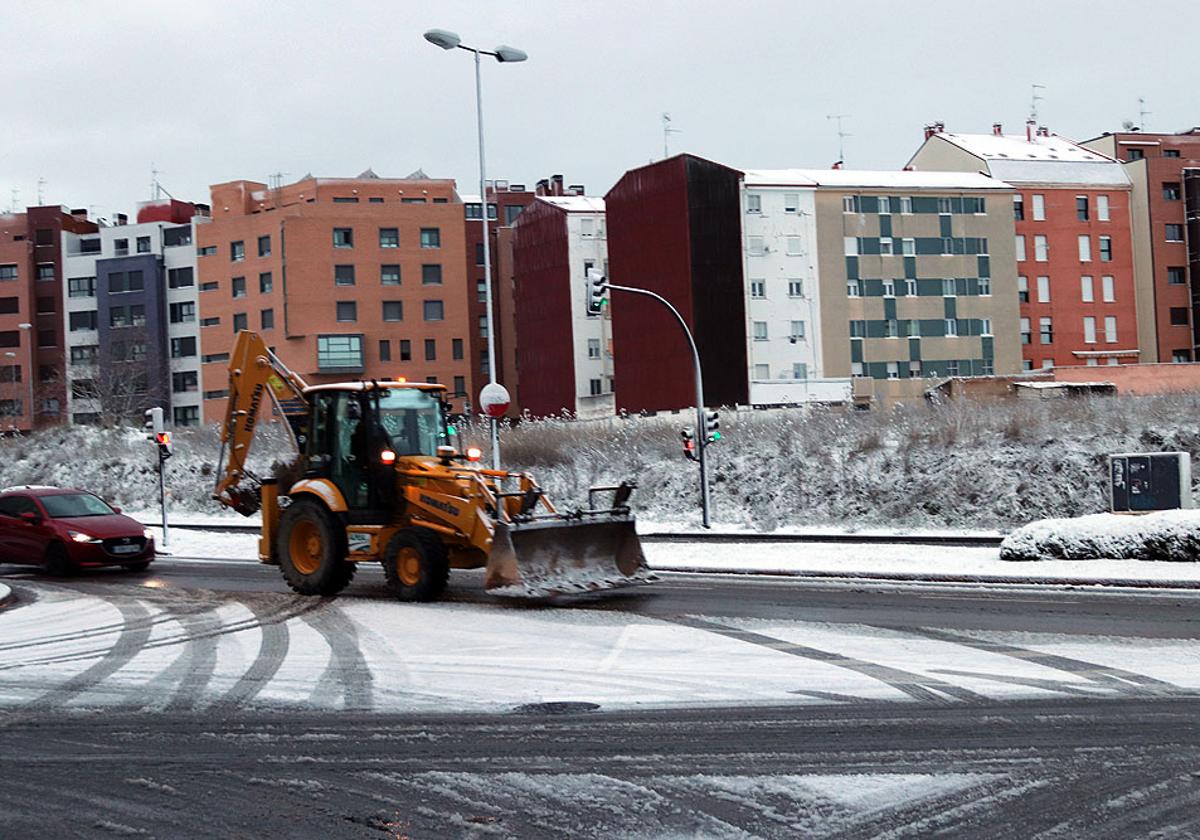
top-left (382, 528), bottom-right (449, 602)
top-left (276, 498), bottom-right (354, 596)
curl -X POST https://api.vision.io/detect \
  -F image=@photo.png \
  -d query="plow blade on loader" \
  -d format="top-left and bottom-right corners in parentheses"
top-left (485, 516), bottom-right (655, 598)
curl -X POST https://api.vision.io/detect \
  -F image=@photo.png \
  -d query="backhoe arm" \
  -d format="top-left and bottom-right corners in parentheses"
top-left (213, 330), bottom-right (310, 515)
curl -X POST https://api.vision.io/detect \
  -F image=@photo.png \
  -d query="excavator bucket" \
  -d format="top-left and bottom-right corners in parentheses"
top-left (485, 516), bottom-right (654, 598)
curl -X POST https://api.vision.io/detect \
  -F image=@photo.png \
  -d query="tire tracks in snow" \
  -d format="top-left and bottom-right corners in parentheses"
top-left (299, 600), bottom-right (375, 711)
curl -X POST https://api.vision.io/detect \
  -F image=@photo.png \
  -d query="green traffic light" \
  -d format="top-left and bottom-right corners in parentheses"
top-left (712, 431), bottom-right (721, 440)
top-left (446, 425), bottom-right (457, 435)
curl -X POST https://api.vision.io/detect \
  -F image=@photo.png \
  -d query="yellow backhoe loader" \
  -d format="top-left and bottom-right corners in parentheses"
top-left (212, 331), bottom-right (651, 600)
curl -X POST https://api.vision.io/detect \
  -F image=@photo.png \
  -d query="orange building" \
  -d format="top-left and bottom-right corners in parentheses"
top-left (195, 171), bottom-right (473, 421)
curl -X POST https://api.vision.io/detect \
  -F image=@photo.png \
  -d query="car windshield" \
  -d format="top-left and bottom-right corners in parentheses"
top-left (374, 388), bottom-right (447, 456)
top-left (39, 493), bottom-right (115, 518)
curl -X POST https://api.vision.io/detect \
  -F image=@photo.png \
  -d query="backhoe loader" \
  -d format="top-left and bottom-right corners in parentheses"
top-left (212, 331), bottom-right (651, 600)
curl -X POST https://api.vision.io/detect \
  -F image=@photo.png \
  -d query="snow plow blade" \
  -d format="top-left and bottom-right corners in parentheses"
top-left (485, 517), bottom-right (654, 598)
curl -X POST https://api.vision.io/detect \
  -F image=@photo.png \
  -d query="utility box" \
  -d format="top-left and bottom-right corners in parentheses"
top-left (1109, 452), bottom-right (1193, 512)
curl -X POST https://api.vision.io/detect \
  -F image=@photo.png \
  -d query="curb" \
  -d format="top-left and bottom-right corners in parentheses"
top-left (0, 582), bottom-right (15, 609)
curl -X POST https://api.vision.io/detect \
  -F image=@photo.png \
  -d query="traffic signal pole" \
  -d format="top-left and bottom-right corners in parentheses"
top-left (603, 280), bottom-right (712, 528)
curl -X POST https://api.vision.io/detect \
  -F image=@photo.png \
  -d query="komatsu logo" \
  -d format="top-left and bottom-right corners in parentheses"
top-left (243, 383), bottom-right (265, 435)
top-left (419, 494), bottom-right (461, 517)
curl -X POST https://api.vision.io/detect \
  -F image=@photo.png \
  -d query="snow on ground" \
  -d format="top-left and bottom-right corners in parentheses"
top-left (1001, 509), bottom-right (1200, 562)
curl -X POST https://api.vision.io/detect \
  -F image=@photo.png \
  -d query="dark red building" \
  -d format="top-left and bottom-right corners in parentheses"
top-left (605, 154), bottom-right (747, 412)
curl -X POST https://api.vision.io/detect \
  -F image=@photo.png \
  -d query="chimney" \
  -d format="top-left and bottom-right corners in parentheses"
top-left (1037, 125), bottom-right (1050, 137)
top-left (535, 178), bottom-right (550, 196)
top-left (115, 213), bottom-right (128, 226)
top-left (831, 161), bottom-right (843, 170)
top-left (1026, 119), bottom-right (1036, 142)
top-left (568, 184), bottom-right (585, 195)
top-left (552, 174), bottom-right (565, 196)
top-left (992, 123), bottom-right (1003, 136)
top-left (902, 165), bottom-right (915, 171)
top-left (924, 124), bottom-right (936, 140)
top-left (70, 208), bottom-right (88, 221)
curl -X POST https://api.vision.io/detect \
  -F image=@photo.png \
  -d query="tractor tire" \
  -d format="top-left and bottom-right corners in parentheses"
top-left (382, 528), bottom-right (449, 602)
top-left (41, 543), bottom-right (74, 577)
top-left (275, 498), bottom-right (354, 596)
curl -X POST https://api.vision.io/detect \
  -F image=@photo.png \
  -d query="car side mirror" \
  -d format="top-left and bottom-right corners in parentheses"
top-left (19, 511), bottom-right (41, 525)
top-left (111, 506), bottom-right (122, 514)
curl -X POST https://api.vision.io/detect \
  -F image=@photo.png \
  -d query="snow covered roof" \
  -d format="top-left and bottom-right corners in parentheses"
top-left (537, 196), bottom-right (605, 212)
top-left (984, 159), bottom-right (1130, 186)
top-left (925, 132), bottom-right (1129, 186)
top-left (746, 169), bottom-right (1011, 191)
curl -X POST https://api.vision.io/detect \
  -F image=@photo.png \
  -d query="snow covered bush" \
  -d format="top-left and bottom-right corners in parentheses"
top-left (1000, 510), bottom-right (1200, 562)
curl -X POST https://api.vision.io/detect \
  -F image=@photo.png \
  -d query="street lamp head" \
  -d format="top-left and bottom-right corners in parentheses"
top-left (493, 45), bottom-right (528, 63)
top-left (423, 28), bottom-right (462, 50)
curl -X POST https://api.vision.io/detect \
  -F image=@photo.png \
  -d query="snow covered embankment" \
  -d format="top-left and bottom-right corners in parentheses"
top-left (1000, 510), bottom-right (1200, 563)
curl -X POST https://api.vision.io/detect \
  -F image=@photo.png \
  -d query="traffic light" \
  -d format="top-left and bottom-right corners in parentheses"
top-left (154, 431), bottom-right (173, 460)
top-left (587, 268), bottom-right (607, 314)
top-left (704, 409), bottom-right (720, 444)
top-left (144, 406), bottom-right (164, 439)
top-left (680, 427), bottom-right (698, 462)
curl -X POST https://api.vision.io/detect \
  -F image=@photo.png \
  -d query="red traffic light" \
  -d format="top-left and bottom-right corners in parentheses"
top-left (155, 432), bottom-right (171, 446)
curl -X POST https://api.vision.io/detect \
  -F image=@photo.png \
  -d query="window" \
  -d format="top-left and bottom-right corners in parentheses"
top-left (379, 340), bottom-right (391, 361)
top-left (109, 271), bottom-right (144, 293)
top-left (1098, 195), bottom-right (1110, 221)
top-left (1164, 183), bottom-right (1182, 201)
top-left (787, 279), bottom-right (804, 297)
top-left (381, 265), bottom-right (401, 286)
top-left (749, 279), bottom-right (766, 299)
top-left (1102, 275), bottom-right (1115, 302)
top-left (1039, 317), bottom-right (1053, 344)
top-left (453, 375), bottom-right (466, 396)
top-left (905, 278), bottom-right (917, 297)
top-left (1078, 235), bottom-right (1091, 261)
top-left (231, 240), bottom-right (245, 262)
top-left (793, 362), bottom-right (808, 380)
top-left (452, 338), bottom-right (463, 360)
top-left (420, 228), bottom-right (440, 249)
top-left (1099, 236), bottom-right (1112, 262)
top-left (1015, 235), bottom-right (1026, 261)
top-left (942, 278), bottom-right (957, 297)
top-left (114, 238), bottom-right (129, 255)
top-left (1173, 350), bottom-right (1191, 362)
top-left (168, 267), bottom-right (194, 288)
top-left (333, 196), bottom-right (359, 204)
top-left (944, 318), bottom-right (958, 337)
top-left (233, 312), bottom-right (248, 333)
top-left (847, 279), bottom-right (860, 297)
top-left (588, 338), bottom-right (601, 359)
top-left (202, 352), bottom-right (229, 363)
top-left (1168, 267), bottom-right (1186, 285)
top-left (424, 339), bottom-right (436, 361)
top-left (885, 319), bottom-right (900, 338)
top-left (232, 276), bottom-right (246, 298)
top-left (887, 361), bottom-right (899, 380)
top-left (382, 301), bottom-right (403, 322)
top-left (477, 280), bottom-right (486, 302)
top-left (1105, 316), bottom-right (1118, 343)
top-left (334, 265), bottom-right (355, 286)
top-left (747, 236), bottom-right (766, 256)
top-left (317, 334), bottom-right (364, 372)
top-left (136, 235), bottom-right (151, 254)
top-left (68, 276), bottom-right (96, 298)
top-left (333, 228), bottom-right (353, 248)
top-left (937, 197), bottom-right (952, 214)
top-left (1081, 275), bottom-right (1094, 302)
top-left (901, 238), bottom-right (915, 256)
top-left (379, 227), bottom-right (399, 248)
top-left (752, 321), bottom-right (768, 341)
top-left (1166, 224), bottom-right (1184, 242)
top-left (879, 238), bottom-right (893, 255)
top-left (197, 245), bottom-right (216, 256)
top-left (790, 320), bottom-right (806, 340)
top-left (173, 406), bottom-right (200, 427)
top-left (783, 193), bottom-right (799, 213)
top-left (0, 264), bottom-right (16, 281)
top-left (422, 264), bottom-right (443, 285)
top-left (752, 364), bottom-right (770, 380)
top-left (842, 196), bottom-right (856, 213)
top-left (746, 194), bottom-right (761, 214)
top-left (1170, 307), bottom-right (1189, 326)
top-left (1165, 149), bottom-right (1182, 158)
top-left (900, 196), bottom-right (912, 214)
top-left (200, 281), bottom-right (218, 292)
top-left (1035, 235), bottom-right (1048, 262)
top-left (878, 196), bottom-right (891, 214)
top-left (200, 316), bottom-right (220, 327)
top-left (882, 279), bottom-right (894, 297)
top-left (1076, 196), bottom-right (1089, 221)
top-left (1013, 195), bottom-right (1025, 220)
top-left (259, 271), bottom-right (273, 293)
top-left (786, 236), bottom-right (803, 255)
top-left (399, 339), bottom-right (411, 361)
top-left (1037, 276), bottom-right (1050, 303)
top-left (478, 315), bottom-right (488, 338)
top-left (505, 205), bottom-right (523, 225)
top-left (423, 300), bottom-right (444, 321)
top-left (851, 362), bottom-right (864, 376)
top-left (978, 277), bottom-right (991, 296)
top-left (172, 371), bottom-right (198, 393)
top-left (336, 301), bottom-right (357, 322)
top-left (258, 235), bottom-right (271, 257)
top-left (843, 237), bottom-right (858, 256)
top-left (1127, 148), bottom-right (1144, 161)
top-left (171, 337), bottom-right (196, 358)
top-left (1032, 194), bottom-right (1045, 221)
top-left (849, 320), bottom-right (866, 338)
top-left (169, 302), bottom-right (195, 323)
top-left (474, 243), bottom-right (485, 266)
top-left (203, 389), bottom-right (229, 400)
top-left (589, 378), bottom-right (603, 396)
top-left (981, 318), bottom-right (993, 336)
top-left (1084, 316), bottom-right (1097, 343)
top-left (69, 345), bottom-right (97, 363)
top-left (261, 308), bottom-right (275, 330)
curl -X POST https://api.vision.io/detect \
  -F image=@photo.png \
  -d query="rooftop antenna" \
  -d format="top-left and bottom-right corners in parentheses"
top-left (662, 113), bottom-right (682, 159)
top-left (827, 114), bottom-right (851, 164)
top-left (1029, 83), bottom-right (1046, 122)
top-left (1138, 97), bottom-right (1151, 130)
top-left (8, 188), bottom-right (18, 214)
top-left (149, 164), bottom-right (175, 201)
top-left (36, 176), bottom-right (46, 206)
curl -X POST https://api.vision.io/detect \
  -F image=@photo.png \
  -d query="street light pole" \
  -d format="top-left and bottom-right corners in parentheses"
top-left (605, 282), bottom-right (712, 528)
top-left (424, 28), bottom-right (527, 470)
top-left (17, 322), bottom-right (32, 432)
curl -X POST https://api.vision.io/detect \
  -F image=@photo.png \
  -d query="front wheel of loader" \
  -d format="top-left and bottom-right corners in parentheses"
top-left (276, 498), bottom-right (354, 596)
top-left (382, 528), bottom-right (449, 602)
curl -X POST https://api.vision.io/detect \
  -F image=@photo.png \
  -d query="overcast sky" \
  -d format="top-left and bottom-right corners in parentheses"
top-left (3, 0), bottom-right (1195, 221)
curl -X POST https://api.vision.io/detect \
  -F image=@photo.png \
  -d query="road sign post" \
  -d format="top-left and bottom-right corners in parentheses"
top-left (478, 382), bottom-right (511, 470)
top-left (145, 407), bottom-right (172, 548)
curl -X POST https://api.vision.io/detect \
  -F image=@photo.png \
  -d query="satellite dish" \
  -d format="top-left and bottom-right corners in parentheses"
top-left (1122, 120), bottom-right (1136, 131)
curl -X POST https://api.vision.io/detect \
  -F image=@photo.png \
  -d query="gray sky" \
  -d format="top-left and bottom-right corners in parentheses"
top-left (3, 0), bottom-right (1195, 220)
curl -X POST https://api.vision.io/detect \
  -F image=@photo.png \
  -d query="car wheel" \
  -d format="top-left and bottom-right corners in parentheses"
top-left (41, 543), bottom-right (74, 577)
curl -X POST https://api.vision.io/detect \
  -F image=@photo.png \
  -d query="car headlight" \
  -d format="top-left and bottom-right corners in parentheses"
top-left (143, 529), bottom-right (154, 541)
top-left (69, 530), bottom-right (101, 544)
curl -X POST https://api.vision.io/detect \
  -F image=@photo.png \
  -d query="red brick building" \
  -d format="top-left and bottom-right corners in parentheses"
top-left (1082, 128), bottom-right (1200, 362)
top-left (909, 122), bottom-right (1138, 371)
top-left (0, 206), bottom-right (97, 430)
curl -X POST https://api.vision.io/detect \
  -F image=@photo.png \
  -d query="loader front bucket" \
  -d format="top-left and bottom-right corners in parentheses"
top-left (485, 516), bottom-right (654, 598)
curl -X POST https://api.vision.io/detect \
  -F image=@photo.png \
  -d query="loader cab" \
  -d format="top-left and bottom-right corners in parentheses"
top-left (304, 384), bottom-right (450, 521)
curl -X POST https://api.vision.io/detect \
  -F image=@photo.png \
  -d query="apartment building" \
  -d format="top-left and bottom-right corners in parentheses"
top-left (195, 171), bottom-right (473, 422)
top-left (511, 195), bottom-right (613, 418)
top-left (909, 122), bottom-right (1136, 370)
top-left (0, 206), bottom-right (98, 431)
top-left (1082, 128), bottom-right (1200, 362)
top-left (61, 199), bottom-right (204, 426)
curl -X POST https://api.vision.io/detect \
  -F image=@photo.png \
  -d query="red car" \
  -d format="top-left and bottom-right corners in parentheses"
top-left (0, 486), bottom-right (155, 575)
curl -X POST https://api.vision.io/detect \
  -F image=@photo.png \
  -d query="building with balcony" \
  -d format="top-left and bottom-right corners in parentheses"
top-left (61, 199), bottom-right (204, 426)
top-left (908, 122), bottom-right (1137, 371)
